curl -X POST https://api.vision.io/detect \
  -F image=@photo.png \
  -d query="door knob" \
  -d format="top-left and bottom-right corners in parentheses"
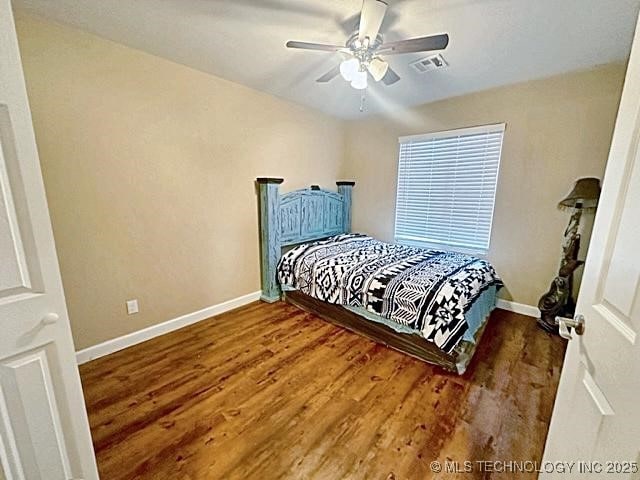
top-left (41, 313), bottom-right (59, 325)
top-left (555, 314), bottom-right (585, 340)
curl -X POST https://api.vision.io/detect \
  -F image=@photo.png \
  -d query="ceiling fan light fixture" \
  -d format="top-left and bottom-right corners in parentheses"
top-left (368, 57), bottom-right (389, 82)
top-left (350, 70), bottom-right (368, 90)
top-left (340, 58), bottom-right (360, 81)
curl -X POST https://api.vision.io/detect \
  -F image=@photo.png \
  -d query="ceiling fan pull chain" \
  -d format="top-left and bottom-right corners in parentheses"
top-left (360, 91), bottom-right (367, 113)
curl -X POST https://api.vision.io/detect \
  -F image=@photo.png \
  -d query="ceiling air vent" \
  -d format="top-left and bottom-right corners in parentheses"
top-left (410, 54), bottom-right (448, 73)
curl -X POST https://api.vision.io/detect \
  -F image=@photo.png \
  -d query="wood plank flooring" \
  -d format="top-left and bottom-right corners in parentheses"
top-left (79, 300), bottom-right (566, 480)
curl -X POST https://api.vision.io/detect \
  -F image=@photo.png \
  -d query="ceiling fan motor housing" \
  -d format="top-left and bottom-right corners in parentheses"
top-left (345, 32), bottom-right (386, 76)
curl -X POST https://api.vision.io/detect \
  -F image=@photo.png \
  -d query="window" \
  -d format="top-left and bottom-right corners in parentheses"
top-left (394, 123), bottom-right (505, 254)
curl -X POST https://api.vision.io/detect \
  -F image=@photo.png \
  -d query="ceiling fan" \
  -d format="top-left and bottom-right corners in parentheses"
top-left (286, 0), bottom-right (449, 90)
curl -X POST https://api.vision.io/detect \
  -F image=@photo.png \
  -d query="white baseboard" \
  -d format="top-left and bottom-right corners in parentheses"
top-left (76, 290), bottom-right (262, 365)
top-left (496, 298), bottom-right (540, 318)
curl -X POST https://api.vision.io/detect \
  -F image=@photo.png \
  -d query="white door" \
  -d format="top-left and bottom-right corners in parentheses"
top-left (0, 1), bottom-right (99, 479)
top-left (541, 14), bottom-right (640, 480)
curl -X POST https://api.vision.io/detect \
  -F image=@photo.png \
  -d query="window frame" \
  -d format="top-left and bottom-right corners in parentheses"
top-left (393, 123), bottom-right (506, 255)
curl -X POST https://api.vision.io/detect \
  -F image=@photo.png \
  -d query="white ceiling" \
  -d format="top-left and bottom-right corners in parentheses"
top-left (15, 0), bottom-right (640, 119)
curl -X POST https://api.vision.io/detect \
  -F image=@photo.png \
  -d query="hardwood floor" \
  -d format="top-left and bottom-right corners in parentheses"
top-left (79, 301), bottom-right (566, 480)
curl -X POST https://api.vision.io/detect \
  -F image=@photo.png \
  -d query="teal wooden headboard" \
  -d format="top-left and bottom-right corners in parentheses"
top-left (256, 177), bottom-right (355, 302)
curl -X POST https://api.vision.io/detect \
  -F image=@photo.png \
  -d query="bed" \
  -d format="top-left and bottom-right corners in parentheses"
top-left (256, 178), bottom-right (502, 374)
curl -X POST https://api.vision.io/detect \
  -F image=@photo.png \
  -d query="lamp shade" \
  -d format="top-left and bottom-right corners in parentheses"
top-left (367, 57), bottom-right (389, 82)
top-left (558, 177), bottom-right (601, 210)
top-left (350, 70), bottom-right (368, 90)
top-left (340, 58), bottom-right (360, 82)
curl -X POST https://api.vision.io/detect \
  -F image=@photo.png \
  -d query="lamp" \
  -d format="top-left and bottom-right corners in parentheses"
top-left (558, 177), bottom-right (601, 210)
top-left (537, 177), bottom-right (601, 333)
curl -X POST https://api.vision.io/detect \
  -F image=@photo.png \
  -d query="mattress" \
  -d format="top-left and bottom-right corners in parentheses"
top-left (278, 234), bottom-right (502, 353)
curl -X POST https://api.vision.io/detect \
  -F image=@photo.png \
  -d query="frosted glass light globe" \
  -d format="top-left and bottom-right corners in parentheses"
top-left (350, 70), bottom-right (368, 90)
top-left (340, 58), bottom-right (360, 81)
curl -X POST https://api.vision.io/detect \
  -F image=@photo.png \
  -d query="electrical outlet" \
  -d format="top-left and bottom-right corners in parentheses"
top-left (126, 299), bottom-right (139, 315)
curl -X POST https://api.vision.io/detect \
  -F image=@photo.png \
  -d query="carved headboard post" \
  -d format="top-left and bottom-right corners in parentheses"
top-left (336, 181), bottom-right (355, 233)
top-left (256, 177), bottom-right (283, 303)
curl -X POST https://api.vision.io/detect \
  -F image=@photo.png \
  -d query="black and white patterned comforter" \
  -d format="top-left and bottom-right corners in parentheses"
top-left (278, 234), bottom-right (502, 353)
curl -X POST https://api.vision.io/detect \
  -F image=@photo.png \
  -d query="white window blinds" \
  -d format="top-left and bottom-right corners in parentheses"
top-left (394, 124), bottom-right (505, 253)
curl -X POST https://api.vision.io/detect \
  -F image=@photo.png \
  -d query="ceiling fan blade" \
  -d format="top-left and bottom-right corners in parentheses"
top-left (358, 0), bottom-right (388, 43)
top-left (316, 65), bottom-right (341, 83)
top-left (382, 66), bottom-right (400, 85)
top-left (367, 58), bottom-right (389, 82)
top-left (286, 41), bottom-right (345, 52)
top-left (339, 9), bottom-right (399, 36)
top-left (379, 33), bottom-right (449, 55)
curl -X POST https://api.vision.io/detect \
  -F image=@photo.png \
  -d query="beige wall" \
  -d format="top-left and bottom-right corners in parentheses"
top-left (341, 64), bottom-right (625, 306)
top-left (15, 13), bottom-right (345, 350)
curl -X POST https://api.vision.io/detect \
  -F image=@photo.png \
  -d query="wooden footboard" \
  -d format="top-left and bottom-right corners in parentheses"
top-left (284, 290), bottom-right (488, 374)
